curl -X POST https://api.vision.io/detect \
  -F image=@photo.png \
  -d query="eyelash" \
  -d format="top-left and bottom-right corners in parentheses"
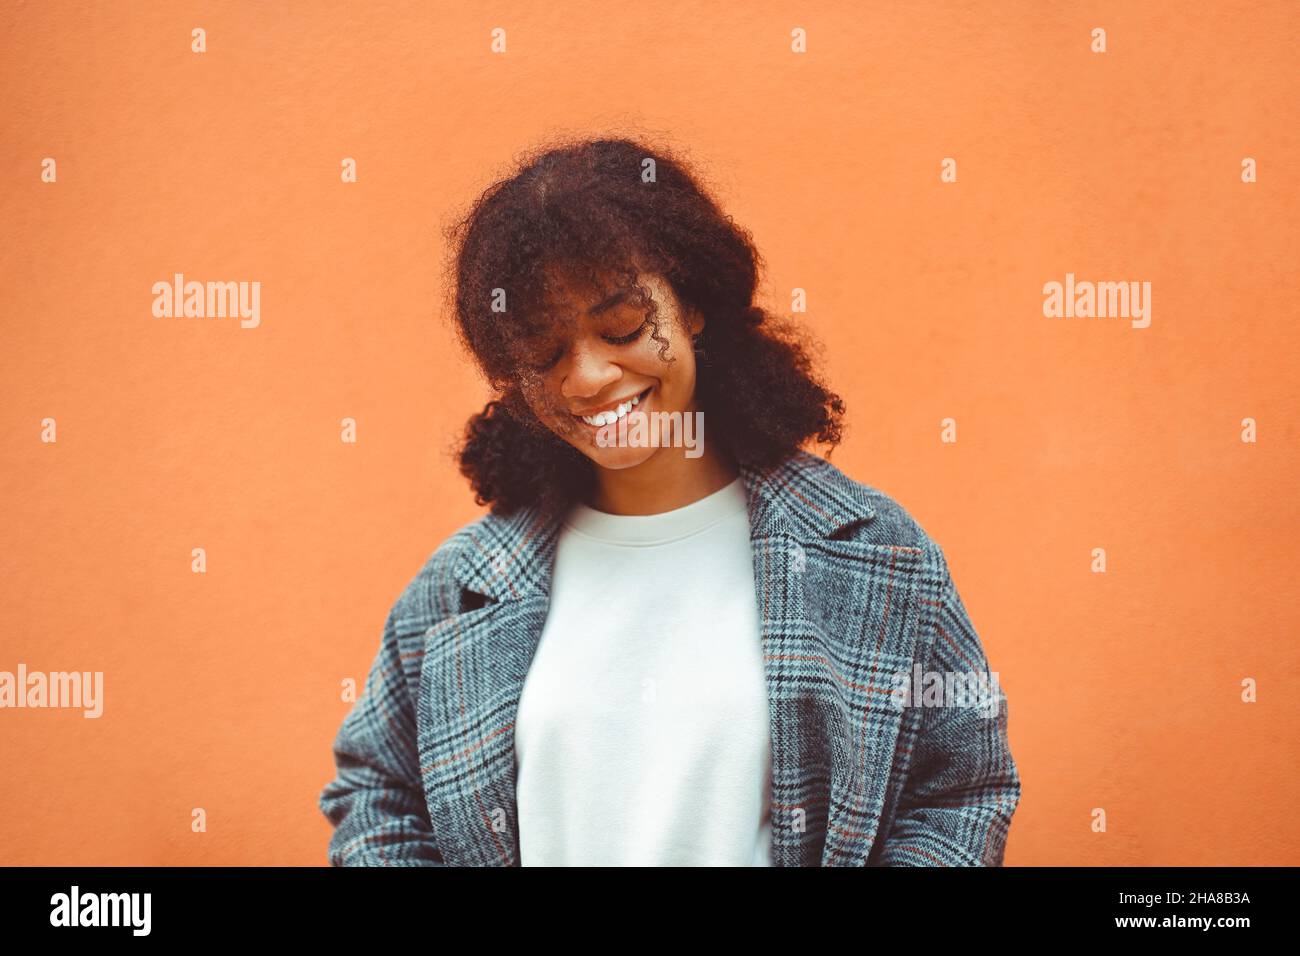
top-left (532, 320), bottom-right (649, 371)
top-left (605, 319), bottom-right (650, 346)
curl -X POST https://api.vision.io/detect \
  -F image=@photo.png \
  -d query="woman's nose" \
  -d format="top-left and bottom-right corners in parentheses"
top-left (561, 338), bottom-right (622, 398)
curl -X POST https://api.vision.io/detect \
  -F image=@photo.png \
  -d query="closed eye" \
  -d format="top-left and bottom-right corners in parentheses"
top-left (603, 319), bottom-right (649, 346)
top-left (528, 348), bottom-right (563, 372)
top-left (524, 319), bottom-right (649, 372)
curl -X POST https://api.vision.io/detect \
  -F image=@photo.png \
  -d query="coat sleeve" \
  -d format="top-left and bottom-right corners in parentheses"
top-left (872, 546), bottom-right (1021, 866)
top-left (318, 602), bottom-right (445, 866)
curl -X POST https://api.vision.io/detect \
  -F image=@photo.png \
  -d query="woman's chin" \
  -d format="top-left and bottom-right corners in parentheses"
top-left (582, 443), bottom-right (659, 470)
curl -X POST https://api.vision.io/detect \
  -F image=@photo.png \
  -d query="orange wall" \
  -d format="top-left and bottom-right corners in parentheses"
top-left (2, 0), bottom-right (1297, 865)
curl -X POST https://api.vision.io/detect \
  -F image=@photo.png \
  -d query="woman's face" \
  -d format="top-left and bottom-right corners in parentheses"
top-left (514, 268), bottom-right (705, 471)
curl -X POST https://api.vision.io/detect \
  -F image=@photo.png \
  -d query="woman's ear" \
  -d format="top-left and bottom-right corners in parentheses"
top-left (687, 306), bottom-right (706, 337)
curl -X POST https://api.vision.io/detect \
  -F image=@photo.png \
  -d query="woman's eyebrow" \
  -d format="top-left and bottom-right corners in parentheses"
top-left (536, 287), bottom-right (631, 327)
top-left (587, 289), bottom-right (628, 316)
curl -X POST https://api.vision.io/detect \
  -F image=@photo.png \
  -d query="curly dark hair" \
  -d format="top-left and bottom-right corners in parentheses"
top-left (441, 134), bottom-right (845, 518)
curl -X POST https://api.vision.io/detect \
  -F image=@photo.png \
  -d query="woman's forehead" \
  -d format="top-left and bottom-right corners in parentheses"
top-left (533, 267), bottom-right (658, 322)
top-left (540, 263), bottom-right (638, 308)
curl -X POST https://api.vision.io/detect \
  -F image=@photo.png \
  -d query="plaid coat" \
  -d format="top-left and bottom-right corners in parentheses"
top-left (319, 449), bottom-right (1021, 866)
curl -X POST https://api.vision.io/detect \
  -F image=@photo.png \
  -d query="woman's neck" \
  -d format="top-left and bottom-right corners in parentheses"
top-left (586, 444), bottom-right (740, 516)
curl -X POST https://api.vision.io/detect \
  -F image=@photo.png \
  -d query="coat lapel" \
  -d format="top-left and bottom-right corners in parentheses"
top-left (741, 453), bottom-right (928, 865)
top-left (416, 507), bottom-right (558, 867)
top-left (416, 451), bottom-right (927, 866)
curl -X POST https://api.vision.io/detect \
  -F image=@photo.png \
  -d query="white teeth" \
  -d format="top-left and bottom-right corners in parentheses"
top-left (580, 391), bottom-right (642, 426)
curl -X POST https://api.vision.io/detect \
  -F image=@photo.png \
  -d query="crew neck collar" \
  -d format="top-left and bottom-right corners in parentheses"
top-left (562, 476), bottom-right (747, 546)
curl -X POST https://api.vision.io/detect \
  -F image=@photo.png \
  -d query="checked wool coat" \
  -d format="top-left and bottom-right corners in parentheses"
top-left (319, 449), bottom-right (1021, 866)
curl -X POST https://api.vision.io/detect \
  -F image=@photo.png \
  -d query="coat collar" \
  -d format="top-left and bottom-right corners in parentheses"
top-left (419, 449), bottom-right (922, 867)
top-left (454, 450), bottom-right (880, 603)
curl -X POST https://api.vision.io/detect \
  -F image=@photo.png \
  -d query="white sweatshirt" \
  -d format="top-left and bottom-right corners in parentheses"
top-left (515, 476), bottom-right (773, 866)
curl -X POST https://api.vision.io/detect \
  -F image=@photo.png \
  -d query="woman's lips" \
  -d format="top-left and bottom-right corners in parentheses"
top-left (573, 386), bottom-right (653, 433)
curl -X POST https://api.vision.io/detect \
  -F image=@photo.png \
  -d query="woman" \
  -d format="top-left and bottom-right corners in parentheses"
top-left (319, 137), bottom-right (1021, 866)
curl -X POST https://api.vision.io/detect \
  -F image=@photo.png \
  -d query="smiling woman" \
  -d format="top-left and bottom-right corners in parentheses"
top-left (319, 135), bottom-right (1021, 868)
top-left (507, 267), bottom-right (715, 499)
top-left (445, 137), bottom-right (848, 519)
